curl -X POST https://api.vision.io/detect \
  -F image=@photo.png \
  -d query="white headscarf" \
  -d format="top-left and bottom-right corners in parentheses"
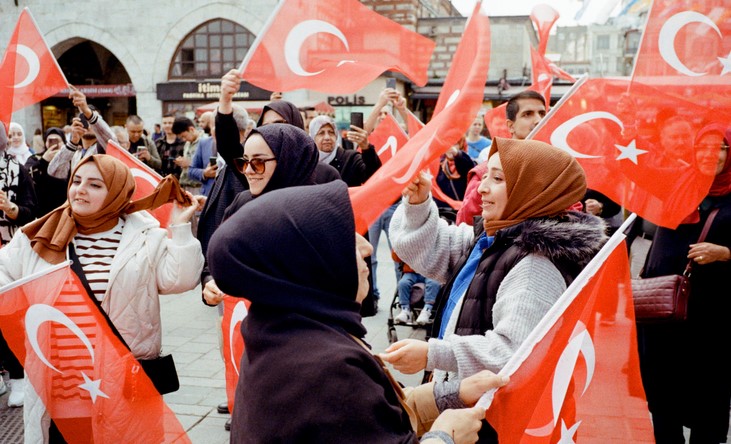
top-left (7, 122), bottom-right (31, 165)
top-left (309, 115), bottom-right (341, 164)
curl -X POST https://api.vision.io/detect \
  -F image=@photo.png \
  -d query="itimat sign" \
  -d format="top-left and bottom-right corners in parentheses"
top-left (156, 81), bottom-right (272, 101)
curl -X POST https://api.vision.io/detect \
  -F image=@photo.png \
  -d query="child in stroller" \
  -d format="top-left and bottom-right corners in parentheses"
top-left (391, 251), bottom-right (441, 325)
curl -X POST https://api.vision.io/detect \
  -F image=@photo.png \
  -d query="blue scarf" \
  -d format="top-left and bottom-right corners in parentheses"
top-left (438, 232), bottom-right (493, 339)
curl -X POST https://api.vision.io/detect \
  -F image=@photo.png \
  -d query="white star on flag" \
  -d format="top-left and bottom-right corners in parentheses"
top-left (556, 419), bottom-right (581, 444)
top-left (717, 52), bottom-right (731, 76)
top-left (78, 371), bottom-right (110, 403)
top-left (614, 139), bottom-right (647, 164)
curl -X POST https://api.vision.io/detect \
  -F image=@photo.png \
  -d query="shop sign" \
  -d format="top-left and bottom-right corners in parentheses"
top-left (156, 81), bottom-right (271, 101)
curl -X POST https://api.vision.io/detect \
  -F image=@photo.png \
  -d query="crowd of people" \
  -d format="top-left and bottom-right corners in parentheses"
top-left (0, 62), bottom-right (730, 444)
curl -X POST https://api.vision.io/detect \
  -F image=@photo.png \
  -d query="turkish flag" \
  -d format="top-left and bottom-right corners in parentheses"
top-left (239, 0), bottom-right (435, 94)
top-left (484, 104), bottom-right (511, 139)
top-left (0, 263), bottom-right (190, 443)
top-left (531, 4), bottom-right (559, 56)
top-left (106, 140), bottom-right (172, 228)
top-left (405, 110), bottom-right (425, 137)
top-left (0, 7), bottom-right (68, 128)
top-left (368, 114), bottom-right (409, 165)
top-left (483, 230), bottom-right (654, 443)
top-left (220, 295), bottom-right (249, 414)
top-left (632, 0), bottom-right (731, 108)
top-left (529, 76), bottom-right (731, 229)
top-left (349, 2), bottom-right (490, 233)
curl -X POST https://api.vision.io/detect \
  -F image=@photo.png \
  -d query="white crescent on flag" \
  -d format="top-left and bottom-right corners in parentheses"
top-left (228, 301), bottom-right (248, 375)
top-left (26, 304), bottom-right (95, 372)
top-left (658, 11), bottom-right (722, 77)
top-left (284, 20), bottom-right (354, 76)
top-left (13, 44), bottom-right (40, 88)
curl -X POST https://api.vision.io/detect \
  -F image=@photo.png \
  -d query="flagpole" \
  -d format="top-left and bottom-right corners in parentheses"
top-left (238, 0), bottom-right (287, 73)
top-left (526, 73), bottom-right (588, 140)
top-left (0, 261), bottom-right (70, 294)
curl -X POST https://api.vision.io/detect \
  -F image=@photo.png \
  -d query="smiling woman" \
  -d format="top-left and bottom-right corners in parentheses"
top-left (0, 154), bottom-right (203, 442)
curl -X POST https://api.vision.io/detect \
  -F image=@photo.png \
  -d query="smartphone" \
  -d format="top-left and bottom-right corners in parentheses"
top-left (209, 156), bottom-right (217, 167)
top-left (350, 112), bottom-right (364, 129)
top-left (78, 112), bottom-right (90, 129)
top-left (386, 77), bottom-right (396, 89)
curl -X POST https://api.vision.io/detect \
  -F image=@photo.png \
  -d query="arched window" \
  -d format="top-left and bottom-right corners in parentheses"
top-left (169, 19), bottom-right (255, 78)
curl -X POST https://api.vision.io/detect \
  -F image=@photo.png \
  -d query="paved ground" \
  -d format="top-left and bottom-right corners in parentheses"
top-left (0, 233), bottom-right (424, 443)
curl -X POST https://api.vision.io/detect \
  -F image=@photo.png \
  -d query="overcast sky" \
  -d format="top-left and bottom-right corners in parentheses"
top-left (450, 0), bottom-right (623, 26)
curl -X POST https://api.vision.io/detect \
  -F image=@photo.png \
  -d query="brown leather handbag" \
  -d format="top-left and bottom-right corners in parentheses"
top-left (631, 209), bottom-right (718, 323)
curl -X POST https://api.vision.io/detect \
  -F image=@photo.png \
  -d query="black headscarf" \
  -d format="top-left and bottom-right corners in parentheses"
top-left (246, 123), bottom-right (319, 196)
top-left (208, 181), bottom-right (366, 338)
top-left (255, 100), bottom-right (305, 129)
top-left (43, 127), bottom-right (66, 144)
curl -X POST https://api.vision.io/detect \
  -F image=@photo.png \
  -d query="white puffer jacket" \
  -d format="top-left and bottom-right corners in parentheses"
top-left (0, 211), bottom-right (204, 444)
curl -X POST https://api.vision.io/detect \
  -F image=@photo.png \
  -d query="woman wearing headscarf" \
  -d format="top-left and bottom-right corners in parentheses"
top-left (7, 122), bottom-right (33, 165)
top-left (222, 123), bottom-right (321, 219)
top-left (310, 115), bottom-right (382, 187)
top-left (214, 69), bottom-right (339, 190)
top-left (0, 121), bottom-right (38, 410)
top-left (434, 136), bottom-right (475, 208)
top-left (383, 138), bottom-right (607, 443)
top-left (208, 181), bottom-right (508, 443)
top-left (0, 154), bottom-right (203, 442)
top-left (636, 125), bottom-right (731, 443)
top-left (0, 122), bottom-right (37, 246)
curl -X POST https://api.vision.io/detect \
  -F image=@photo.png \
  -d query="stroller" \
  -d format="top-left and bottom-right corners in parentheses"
top-left (386, 207), bottom-right (456, 345)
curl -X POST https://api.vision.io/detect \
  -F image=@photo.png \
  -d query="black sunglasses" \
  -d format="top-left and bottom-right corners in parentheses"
top-left (233, 157), bottom-right (276, 174)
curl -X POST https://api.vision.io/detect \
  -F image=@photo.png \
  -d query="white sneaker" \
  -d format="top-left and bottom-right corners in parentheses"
top-left (8, 378), bottom-right (25, 407)
top-left (394, 308), bottom-right (412, 324)
top-left (416, 308), bottom-right (433, 325)
top-left (0, 376), bottom-right (6, 396)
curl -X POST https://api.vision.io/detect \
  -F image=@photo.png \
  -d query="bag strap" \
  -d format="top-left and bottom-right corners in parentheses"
top-left (68, 243), bottom-right (133, 352)
top-left (349, 334), bottom-right (416, 421)
top-left (683, 208), bottom-right (720, 276)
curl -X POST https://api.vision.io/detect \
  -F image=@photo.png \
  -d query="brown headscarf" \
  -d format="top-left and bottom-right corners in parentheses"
top-left (22, 154), bottom-right (192, 264)
top-left (483, 137), bottom-right (586, 235)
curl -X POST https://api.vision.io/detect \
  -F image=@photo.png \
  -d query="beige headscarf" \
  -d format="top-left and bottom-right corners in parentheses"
top-left (483, 137), bottom-right (586, 235)
top-left (22, 154), bottom-right (192, 264)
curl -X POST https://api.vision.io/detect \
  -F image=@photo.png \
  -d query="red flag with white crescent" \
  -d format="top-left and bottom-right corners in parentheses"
top-left (368, 114), bottom-right (409, 165)
top-left (483, 227), bottom-right (654, 443)
top-left (105, 140), bottom-right (172, 228)
top-left (529, 76), bottom-right (731, 229)
top-left (0, 263), bottom-right (190, 443)
top-left (220, 295), bottom-right (249, 414)
top-left (0, 7), bottom-right (68, 128)
top-left (239, 0), bottom-right (435, 94)
top-left (632, 0), bottom-right (731, 109)
top-left (349, 2), bottom-right (490, 233)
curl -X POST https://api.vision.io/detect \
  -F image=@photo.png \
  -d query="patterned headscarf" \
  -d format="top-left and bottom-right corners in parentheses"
top-left (483, 137), bottom-right (587, 235)
top-left (22, 154), bottom-right (191, 264)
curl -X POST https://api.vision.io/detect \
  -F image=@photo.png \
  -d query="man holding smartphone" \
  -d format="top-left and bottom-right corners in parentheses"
top-left (24, 128), bottom-right (69, 216)
top-left (125, 115), bottom-right (162, 172)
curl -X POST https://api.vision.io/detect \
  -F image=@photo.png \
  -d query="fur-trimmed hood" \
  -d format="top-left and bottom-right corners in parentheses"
top-left (496, 211), bottom-right (608, 269)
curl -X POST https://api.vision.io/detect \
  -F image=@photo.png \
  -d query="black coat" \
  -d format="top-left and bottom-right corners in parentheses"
top-left (637, 193), bottom-right (731, 441)
top-left (208, 182), bottom-right (416, 443)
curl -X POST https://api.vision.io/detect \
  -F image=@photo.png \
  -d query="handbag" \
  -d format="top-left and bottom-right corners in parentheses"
top-left (131, 353), bottom-right (180, 396)
top-left (631, 209), bottom-right (718, 323)
top-left (69, 244), bottom-right (180, 396)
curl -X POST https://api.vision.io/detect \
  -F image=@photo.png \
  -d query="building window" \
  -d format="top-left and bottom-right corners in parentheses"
top-left (596, 35), bottom-right (610, 50)
top-left (169, 19), bottom-right (255, 79)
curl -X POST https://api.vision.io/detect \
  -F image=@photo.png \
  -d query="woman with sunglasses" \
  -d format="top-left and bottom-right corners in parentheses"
top-left (223, 122), bottom-right (329, 220)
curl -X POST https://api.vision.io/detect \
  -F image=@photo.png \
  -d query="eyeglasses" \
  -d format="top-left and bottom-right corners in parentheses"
top-left (233, 157), bottom-right (276, 174)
